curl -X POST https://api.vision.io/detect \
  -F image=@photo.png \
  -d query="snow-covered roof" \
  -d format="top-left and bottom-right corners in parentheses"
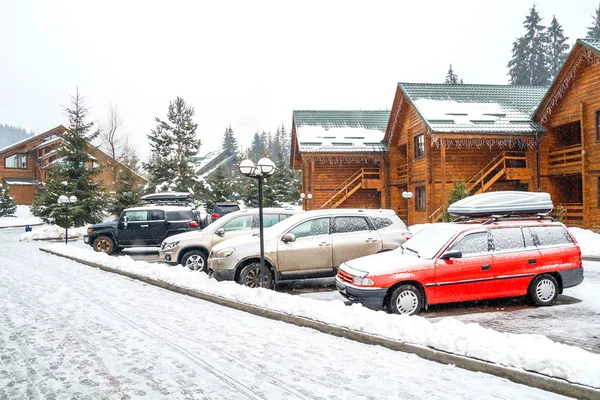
top-left (399, 83), bottom-right (547, 135)
top-left (3, 178), bottom-right (39, 186)
top-left (293, 110), bottom-right (389, 153)
top-left (0, 125), bottom-right (66, 154)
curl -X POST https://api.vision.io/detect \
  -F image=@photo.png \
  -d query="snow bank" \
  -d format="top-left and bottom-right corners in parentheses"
top-left (21, 225), bottom-right (87, 241)
top-left (570, 228), bottom-right (600, 258)
top-left (0, 205), bottom-right (42, 227)
top-left (45, 244), bottom-right (600, 388)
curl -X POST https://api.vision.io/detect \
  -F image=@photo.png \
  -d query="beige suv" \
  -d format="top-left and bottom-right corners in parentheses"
top-left (159, 208), bottom-right (302, 271)
top-left (208, 208), bottom-right (410, 288)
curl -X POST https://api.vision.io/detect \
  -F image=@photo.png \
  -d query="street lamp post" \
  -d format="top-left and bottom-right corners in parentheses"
top-left (239, 157), bottom-right (276, 288)
top-left (58, 194), bottom-right (78, 245)
top-left (299, 192), bottom-right (312, 210)
top-left (401, 191), bottom-right (413, 226)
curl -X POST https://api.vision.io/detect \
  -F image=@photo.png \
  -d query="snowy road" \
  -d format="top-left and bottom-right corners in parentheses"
top-left (0, 227), bottom-right (570, 399)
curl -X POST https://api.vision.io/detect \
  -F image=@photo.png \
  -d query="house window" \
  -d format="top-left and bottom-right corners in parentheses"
top-left (596, 111), bottom-right (600, 141)
top-left (597, 176), bottom-right (600, 208)
top-left (414, 134), bottom-right (425, 159)
top-left (4, 153), bottom-right (27, 169)
top-left (415, 186), bottom-right (426, 211)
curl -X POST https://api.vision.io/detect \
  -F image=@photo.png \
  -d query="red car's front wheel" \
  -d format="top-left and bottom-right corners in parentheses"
top-left (387, 284), bottom-right (423, 315)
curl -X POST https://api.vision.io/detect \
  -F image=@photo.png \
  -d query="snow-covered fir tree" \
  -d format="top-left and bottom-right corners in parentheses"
top-left (587, 3), bottom-right (600, 39)
top-left (108, 164), bottom-right (144, 217)
top-left (204, 167), bottom-right (233, 210)
top-left (32, 90), bottom-right (106, 227)
top-left (444, 64), bottom-right (460, 84)
top-left (0, 183), bottom-right (17, 217)
top-left (508, 5), bottom-right (551, 86)
top-left (547, 16), bottom-right (570, 81)
top-left (144, 97), bottom-right (201, 193)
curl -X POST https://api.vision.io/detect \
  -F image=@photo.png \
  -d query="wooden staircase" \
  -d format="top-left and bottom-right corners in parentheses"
top-left (466, 151), bottom-right (528, 194)
top-left (315, 168), bottom-right (381, 209)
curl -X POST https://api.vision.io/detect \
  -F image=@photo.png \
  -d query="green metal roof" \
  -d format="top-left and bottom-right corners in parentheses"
top-left (398, 83), bottom-right (548, 135)
top-left (579, 38), bottom-right (600, 54)
top-left (293, 110), bottom-right (389, 153)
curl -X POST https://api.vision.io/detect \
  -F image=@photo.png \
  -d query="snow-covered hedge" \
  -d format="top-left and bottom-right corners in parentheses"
top-left (45, 243), bottom-right (600, 388)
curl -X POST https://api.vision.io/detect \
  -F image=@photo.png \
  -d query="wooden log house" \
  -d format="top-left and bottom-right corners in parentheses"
top-left (534, 38), bottom-right (600, 228)
top-left (383, 83), bottom-right (548, 225)
top-left (0, 125), bottom-right (146, 204)
top-left (290, 111), bottom-right (389, 210)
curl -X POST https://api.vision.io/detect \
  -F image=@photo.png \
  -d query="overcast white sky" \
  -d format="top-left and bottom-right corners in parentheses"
top-left (1, 0), bottom-right (597, 161)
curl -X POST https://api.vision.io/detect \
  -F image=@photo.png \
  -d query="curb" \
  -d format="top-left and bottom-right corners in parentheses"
top-left (40, 247), bottom-right (600, 400)
top-left (583, 256), bottom-right (600, 262)
top-left (0, 222), bottom-right (44, 230)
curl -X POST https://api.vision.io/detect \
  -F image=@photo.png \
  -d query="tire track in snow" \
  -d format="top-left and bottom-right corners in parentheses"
top-left (55, 261), bottom-right (319, 400)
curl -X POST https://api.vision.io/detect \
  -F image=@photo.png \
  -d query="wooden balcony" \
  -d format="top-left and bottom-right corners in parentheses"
top-left (361, 168), bottom-right (383, 190)
top-left (558, 203), bottom-right (584, 228)
top-left (391, 163), bottom-right (408, 185)
top-left (548, 145), bottom-right (582, 175)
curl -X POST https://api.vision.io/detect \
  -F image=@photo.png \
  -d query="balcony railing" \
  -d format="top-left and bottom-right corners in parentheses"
top-left (548, 144), bottom-right (582, 175)
top-left (557, 203), bottom-right (584, 227)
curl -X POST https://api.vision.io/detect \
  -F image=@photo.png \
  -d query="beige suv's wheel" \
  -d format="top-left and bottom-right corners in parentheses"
top-left (93, 236), bottom-right (115, 255)
top-left (238, 262), bottom-right (273, 289)
top-left (182, 250), bottom-right (207, 272)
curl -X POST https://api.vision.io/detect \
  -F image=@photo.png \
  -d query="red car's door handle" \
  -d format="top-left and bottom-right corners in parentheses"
top-left (528, 259), bottom-right (537, 264)
top-left (481, 265), bottom-right (491, 271)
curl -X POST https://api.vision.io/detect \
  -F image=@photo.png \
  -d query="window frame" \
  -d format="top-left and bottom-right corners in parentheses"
top-left (447, 229), bottom-right (491, 258)
top-left (415, 186), bottom-right (426, 211)
top-left (596, 110), bottom-right (600, 142)
top-left (331, 216), bottom-right (370, 234)
top-left (597, 176), bottom-right (600, 208)
top-left (286, 217), bottom-right (331, 240)
top-left (414, 134), bottom-right (425, 160)
top-left (4, 153), bottom-right (28, 169)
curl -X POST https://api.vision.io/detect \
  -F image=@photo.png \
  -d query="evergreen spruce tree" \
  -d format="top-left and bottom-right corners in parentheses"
top-left (547, 16), bottom-right (570, 81)
top-left (32, 90), bottom-right (106, 227)
top-left (444, 64), bottom-right (460, 84)
top-left (143, 97), bottom-right (200, 193)
top-left (204, 167), bottom-right (233, 210)
top-left (0, 183), bottom-right (17, 217)
top-left (108, 165), bottom-right (144, 217)
top-left (587, 3), bottom-right (600, 39)
top-left (508, 5), bottom-right (551, 86)
top-left (441, 182), bottom-right (470, 222)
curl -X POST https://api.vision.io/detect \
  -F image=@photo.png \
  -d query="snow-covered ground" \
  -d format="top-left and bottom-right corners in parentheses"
top-left (0, 227), bottom-right (566, 399)
top-left (0, 205), bottom-right (42, 227)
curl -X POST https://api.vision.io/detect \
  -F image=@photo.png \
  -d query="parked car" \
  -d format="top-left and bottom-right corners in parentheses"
top-left (84, 205), bottom-right (200, 254)
top-left (159, 208), bottom-right (302, 271)
top-left (336, 217), bottom-right (583, 315)
top-left (208, 209), bottom-right (410, 288)
top-left (141, 191), bottom-right (211, 229)
top-left (211, 202), bottom-right (240, 220)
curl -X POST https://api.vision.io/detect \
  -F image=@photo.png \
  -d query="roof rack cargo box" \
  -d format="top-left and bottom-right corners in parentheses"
top-left (141, 192), bottom-right (192, 203)
top-left (448, 191), bottom-right (553, 217)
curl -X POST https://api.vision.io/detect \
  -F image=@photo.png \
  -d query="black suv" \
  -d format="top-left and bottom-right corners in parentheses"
top-left (211, 202), bottom-right (240, 220)
top-left (84, 205), bottom-right (200, 254)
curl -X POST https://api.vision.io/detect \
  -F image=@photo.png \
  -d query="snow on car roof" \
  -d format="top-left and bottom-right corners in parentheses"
top-left (124, 205), bottom-right (193, 212)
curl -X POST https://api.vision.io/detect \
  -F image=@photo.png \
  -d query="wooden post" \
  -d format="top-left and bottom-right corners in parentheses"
top-left (441, 138), bottom-right (447, 214)
top-left (310, 159), bottom-right (315, 211)
top-left (383, 156), bottom-right (390, 208)
top-left (580, 102), bottom-right (587, 228)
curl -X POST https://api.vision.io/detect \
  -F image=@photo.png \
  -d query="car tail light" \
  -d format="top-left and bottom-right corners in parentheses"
top-left (402, 232), bottom-right (412, 241)
top-left (211, 213), bottom-right (220, 220)
top-left (189, 221), bottom-right (199, 227)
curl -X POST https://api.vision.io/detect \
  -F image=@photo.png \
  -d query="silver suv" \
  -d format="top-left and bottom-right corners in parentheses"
top-left (208, 209), bottom-right (410, 288)
top-left (159, 208), bottom-right (302, 271)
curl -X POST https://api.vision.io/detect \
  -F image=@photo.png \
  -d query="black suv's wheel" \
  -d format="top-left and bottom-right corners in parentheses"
top-left (182, 250), bottom-right (207, 272)
top-left (528, 274), bottom-right (559, 306)
top-left (386, 284), bottom-right (423, 315)
top-left (93, 236), bottom-right (115, 255)
top-left (238, 262), bottom-right (273, 289)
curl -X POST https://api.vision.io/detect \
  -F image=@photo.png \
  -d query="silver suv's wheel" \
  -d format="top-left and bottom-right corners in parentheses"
top-left (387, 284), bottom-right (423, 315)
top-left (528, 274), bottom-right (559, 306)
top-left (238, 263), bottom-right (273, 289)
top-left (182, 250), bottom-right (207, 272)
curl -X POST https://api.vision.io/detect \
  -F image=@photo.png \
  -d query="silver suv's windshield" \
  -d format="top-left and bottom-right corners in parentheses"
top-left (400, 225), bottom-right (457, 259)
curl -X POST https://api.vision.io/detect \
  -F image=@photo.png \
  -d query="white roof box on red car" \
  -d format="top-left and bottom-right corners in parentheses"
top-left (447, 191), bottom-right (554, 217)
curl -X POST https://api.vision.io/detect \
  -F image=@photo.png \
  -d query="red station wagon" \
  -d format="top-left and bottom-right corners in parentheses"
top-left (336, 217), bottom-right (584, 315)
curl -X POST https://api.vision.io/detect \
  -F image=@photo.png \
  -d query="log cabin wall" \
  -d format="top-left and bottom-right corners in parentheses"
top-left (537, 41), bottom-right (600, 229)
top-left (300, 157), bottom-right (382, 210)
